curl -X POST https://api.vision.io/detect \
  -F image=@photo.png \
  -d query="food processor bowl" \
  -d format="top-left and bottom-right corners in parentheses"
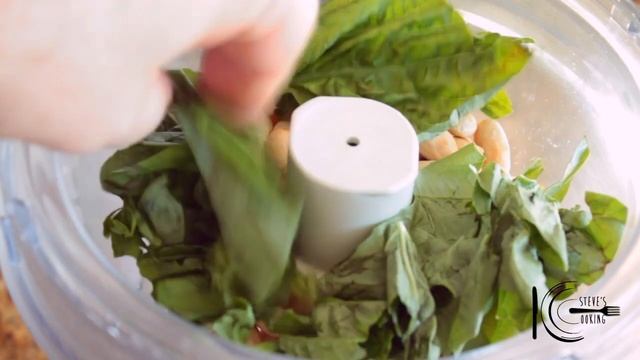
top-left (1, 0), bottom-right (639, 359)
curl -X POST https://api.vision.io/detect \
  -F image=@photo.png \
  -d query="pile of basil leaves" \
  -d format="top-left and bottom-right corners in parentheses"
top-left (100, 0), bottom-right (628, 359)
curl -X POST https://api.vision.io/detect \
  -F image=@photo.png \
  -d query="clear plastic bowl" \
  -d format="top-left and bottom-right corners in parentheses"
top-left (1, 0), bottom-right (639, 359)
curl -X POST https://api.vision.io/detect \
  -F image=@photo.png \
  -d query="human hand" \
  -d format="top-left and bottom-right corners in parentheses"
top-left (0, 0), bottom-right (317, 151)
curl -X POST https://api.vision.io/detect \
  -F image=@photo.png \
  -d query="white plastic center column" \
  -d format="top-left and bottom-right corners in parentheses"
top-left (289, 96), bottom-right (419, 270)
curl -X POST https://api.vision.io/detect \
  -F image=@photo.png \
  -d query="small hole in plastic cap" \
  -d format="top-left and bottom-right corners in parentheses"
top-left (347, 137), bottom-right (360, 147)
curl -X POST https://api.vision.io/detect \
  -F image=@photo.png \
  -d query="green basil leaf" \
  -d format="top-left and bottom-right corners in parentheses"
top-left (472, 162), bottom-right (504, 214)
top-left (211, 299), bottom-right (256, 343)
top-left (410, 195), bottom-right (496, 354)
top-left (103, 202), bottom-right (146, 257)
top-left (481, 218), bottom-right (546, 343)
top-left (385, 221), bottom-right (434, 341)
top-left (100, 143), bottom-right (195, 196)
top-left (584, 191), bottom-right (627, 260)
top-left (522, 158), bottom-right (544, 180)
top-left (414, 144), bottom-right (485, 199)
top-left (319, 208), bottom-right (412, 300)
top-left (495, 177), bottom-right (568, 271)
top-left (545, 139), bottom-right (590, 202)
top-left (139, 174), bottom-right (185, 244)
top-left (137, 245), bottom-right (207, 281)
top-left (403, 317), bottom-right (440, 360)
top-left (481, 89), bottom-right (513, 119)
top-left (292, 27), bottom-right (531, 137)
top-left (545, 192), bottom-right (626, 285)
top-left (443, 232), bottom-right (499, 355)
top-left (268, 309), bottom-right (315, 335)
top-left (481, 288), bottom-right (530, 343)
top-left (277, 335), bottom-right (366, 360)
top-left (153, 274), bottom-right (224, 321)
top-left (297, 0), bottom-right (390, 71)
top-left (312, 299), bottom-right (386, 339)
top-left (174, 104), bottom-right (303, 305)
top-left (361, 315), bottom-right (396, 359)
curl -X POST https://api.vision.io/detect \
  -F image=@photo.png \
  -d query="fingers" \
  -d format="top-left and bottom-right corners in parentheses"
top-left (0, 0), bottom-right (317, 152)
top-left (127, 0), bottom-right (275, 66)
top-left (0, 68), bottom-right (171, 152)
top-left (70, 72), bottom-right (172, 152)
top-left (104, 72), bottom-right (173, 149)
top-left (199, 0), bottom-right (319, 123)
top-left (199, 26), bottom-right (287, 122)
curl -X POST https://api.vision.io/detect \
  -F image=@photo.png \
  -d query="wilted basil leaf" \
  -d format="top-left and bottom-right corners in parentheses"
top-left (173, 103), bottom-right (303, 305)
top-left (277, 335), bottom-right (367, 360)
top-left (481, 89), bottom-right (513, 119)
top-left (545, 139), bottom-right (590, 202)
top-left (312, 299), bottom-right (386, 339)
top-left (211, 299), bottom-right (256, 343)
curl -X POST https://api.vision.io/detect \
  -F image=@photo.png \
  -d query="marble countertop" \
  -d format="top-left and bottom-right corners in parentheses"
top-left (0, 272), bottom-right (46, 360)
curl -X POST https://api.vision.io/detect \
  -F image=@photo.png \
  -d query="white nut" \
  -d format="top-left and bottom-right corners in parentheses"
top-left (476, 116), bottom-right (490, 124)
top-left (454, 137), bottom-right (471, 150)
top-left (272, 121), bottom-right (290, 132)
top-left (419, 131), bottom-right (457, 160)
top-left (449, 113), bottom-right (478, 138)
top-left (474, 119), bottom-right (511, 172)
top-left (266, 121), bottom-right (291, 172)
top-left (419, 160), bottom-right (434, 169)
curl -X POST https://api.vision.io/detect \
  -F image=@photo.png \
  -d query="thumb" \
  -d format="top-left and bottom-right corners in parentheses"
top-left (198, 0), bottom-right (319, 122)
